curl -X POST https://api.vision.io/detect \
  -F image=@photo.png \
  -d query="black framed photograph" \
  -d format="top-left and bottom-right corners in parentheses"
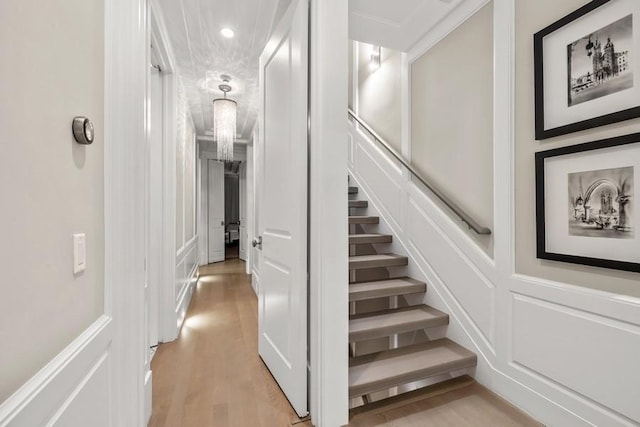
top-left (536, 133), bottom-right (640, 272)
top-left (534, 0), bottom-right (640, 140)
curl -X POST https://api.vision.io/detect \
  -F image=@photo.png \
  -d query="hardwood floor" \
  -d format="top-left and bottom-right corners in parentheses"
top-left (149, 259), bottom-right (541, 427)
top-left (347, 376), bottom-right (542, 427)
top-left (148, 259), bottom-right (303, 427)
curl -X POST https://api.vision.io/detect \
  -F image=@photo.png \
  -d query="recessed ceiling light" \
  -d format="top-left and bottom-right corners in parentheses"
top-left (220, 28), bottom-right (235, 38)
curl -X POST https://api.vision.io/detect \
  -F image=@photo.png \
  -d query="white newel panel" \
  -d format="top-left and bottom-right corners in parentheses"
top-left (0, 317), bottom-right (112, 427)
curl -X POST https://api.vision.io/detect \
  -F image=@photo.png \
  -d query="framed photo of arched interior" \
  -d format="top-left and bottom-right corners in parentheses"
top-left (536, 133), bottom-right (640, 272)
top-left (534, 0), bottom-right (640, 140)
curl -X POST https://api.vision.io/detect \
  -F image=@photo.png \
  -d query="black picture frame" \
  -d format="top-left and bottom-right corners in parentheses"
top-left (534, 0), bottom-right (640, 140)
top-left (536, 132), bottom-right (640, 273)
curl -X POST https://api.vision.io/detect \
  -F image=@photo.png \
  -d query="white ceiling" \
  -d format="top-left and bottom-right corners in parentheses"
top-left (157, 0), bottom-right (462, 140)
top-left (157, 0), bottom-right (290, 140)
top-left (349, 0), bottom-right (464, 52)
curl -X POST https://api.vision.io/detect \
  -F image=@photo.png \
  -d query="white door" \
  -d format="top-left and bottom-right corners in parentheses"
top-left (207, 160), bottom-right (225, 263)
top-left (199, 158), bottom-right (209, 265)
top-left (239, 163), bottom-right (247, 261)
top-left (257, 0), bottom-right (308, 417)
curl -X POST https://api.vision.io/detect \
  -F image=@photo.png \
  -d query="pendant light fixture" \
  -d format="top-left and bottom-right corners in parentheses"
top-left (213, 76), bottom-right (237, 162)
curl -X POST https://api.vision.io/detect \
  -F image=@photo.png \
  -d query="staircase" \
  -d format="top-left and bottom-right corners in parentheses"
top-left (348, 183), bottom-right (477, 403)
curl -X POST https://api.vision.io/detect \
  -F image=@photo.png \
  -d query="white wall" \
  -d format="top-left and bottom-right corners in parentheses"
top-left (0, 0), bottom-right (105, 403)
top-left (354, 42), bottom-right (403, 153)
top-left (410, 2), bottom-right (494, 255)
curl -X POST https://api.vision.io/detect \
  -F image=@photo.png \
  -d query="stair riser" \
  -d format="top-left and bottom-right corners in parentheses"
top-left (349, 259), bottom-right (408, 270)
top-left (349, 201), bottom-right (368, 208)
top-left (349, 286), bottom-right (425, 302)
top-left (348, 356), bottom-right (477, 398)
top-left (349, 236), bottom-right (392, 245)
top-left (349, 218), bottom-right (379, 225)
top-left (349, 317), bottom-right (449, 342)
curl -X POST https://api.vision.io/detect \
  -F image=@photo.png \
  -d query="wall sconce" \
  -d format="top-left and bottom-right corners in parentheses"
top-left (369, 45), bottom-right (381, 72)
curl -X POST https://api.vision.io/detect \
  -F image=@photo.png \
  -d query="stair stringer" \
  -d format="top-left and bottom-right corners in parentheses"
top-left (347, 170), bottom-right (496, 389)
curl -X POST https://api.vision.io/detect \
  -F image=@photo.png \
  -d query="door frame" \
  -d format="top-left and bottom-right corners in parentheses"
top-left (308, 0), bottom-right (349, 425)
top-left (207, 160), bottom-right (226, 263)
top-left (239, 162), bottom-right (247, 261)
top-left (105, 1), bottom-right (184, 423)
top-left (149, 0), bottom-right (180, 343)
top-left (104, 0), bottom-right (148, 425)
top-left (199, 158), bottom-right (209, 265)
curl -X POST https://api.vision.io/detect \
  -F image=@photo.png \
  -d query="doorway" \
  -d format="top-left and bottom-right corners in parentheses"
top-left (224, 162), bottom-right (241, 260)
top-left (201, 158), bottom-right (247, 265)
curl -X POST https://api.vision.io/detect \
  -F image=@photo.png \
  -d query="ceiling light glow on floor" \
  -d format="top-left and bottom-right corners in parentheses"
top-left (220, 28), bottom-right (235, 38)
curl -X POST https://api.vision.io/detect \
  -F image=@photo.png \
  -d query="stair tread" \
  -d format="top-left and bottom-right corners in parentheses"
top-left (349, 233), bottom-right (393, 244)
top-left (349, 277), bottom-right (426, 301)
top-left (349, 186), bottom-right (358, 194)
top-left (349, 215), bottom-right (379, 224)
top-left (350, 305), bottom-right (449, 341)
top-left (349, 339), bottom-right (477, 397)
top-left (349, 254), bottom-right (408, 270)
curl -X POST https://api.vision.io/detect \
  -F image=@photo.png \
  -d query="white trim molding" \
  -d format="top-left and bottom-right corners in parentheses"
top-left (150, 0), bottom-right (201, 343)
top-left (104, 0), bottom-right (148, 424)
top-left (309, 0), bottom-right (349, 425)
top-left (0, 317), bottom-right (112, 427)
top-left (151, 0), bottom-right (179, 345)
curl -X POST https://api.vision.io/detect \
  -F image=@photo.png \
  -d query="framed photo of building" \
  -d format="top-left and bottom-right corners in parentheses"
top-left (536, 133), bottom-right (640, 272)
top-left (534, 0), bottom-right (640, 140)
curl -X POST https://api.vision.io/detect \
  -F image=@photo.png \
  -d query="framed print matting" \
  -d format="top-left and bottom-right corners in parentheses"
top-left (534, 0), bottom-right (640, 139)
top-left (536, 133), bottom-right (640, 272)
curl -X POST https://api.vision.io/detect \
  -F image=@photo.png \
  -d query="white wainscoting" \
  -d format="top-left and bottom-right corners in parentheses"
top-left (348, 116), bottom-right (640, 426)
top-left (175, 237), bottom-right (199, 333)
top-left (512, 293), bottom-right (640, 423)
top-left (0, 316), bottom-right (112, 427)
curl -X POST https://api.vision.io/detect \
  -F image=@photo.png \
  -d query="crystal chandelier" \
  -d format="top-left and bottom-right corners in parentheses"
top-left (213, 77), bottom-right (237, 162)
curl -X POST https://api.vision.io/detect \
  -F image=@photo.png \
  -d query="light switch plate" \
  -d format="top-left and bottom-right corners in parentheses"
top-left (73, 233), bottom-right (86, 274)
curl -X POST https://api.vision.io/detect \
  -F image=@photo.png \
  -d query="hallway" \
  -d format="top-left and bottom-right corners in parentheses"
top-left (148, 260), bottom-right (305, 427)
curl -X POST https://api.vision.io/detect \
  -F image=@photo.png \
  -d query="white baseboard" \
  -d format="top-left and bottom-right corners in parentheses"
top-left (0, 316), bottom-right (112, 427)
top-left (251, 272), bottom-right (259, 297)
top-left (175, 263), bottom-right (198, 334)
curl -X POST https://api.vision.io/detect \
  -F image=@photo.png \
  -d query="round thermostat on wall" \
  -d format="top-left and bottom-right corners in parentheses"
top-left (72, 116), bottom-right (95, 145)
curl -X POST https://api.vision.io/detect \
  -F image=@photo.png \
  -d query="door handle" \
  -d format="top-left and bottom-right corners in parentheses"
top-left (252, 236), bottom-right (262, 249)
